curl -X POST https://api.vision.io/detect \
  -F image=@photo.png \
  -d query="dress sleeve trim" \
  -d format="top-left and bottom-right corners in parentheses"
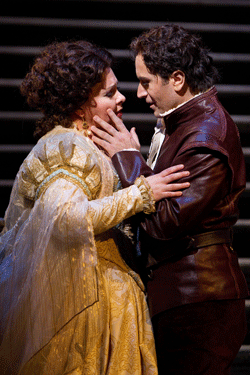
top-left (134, 175), bottom-right (156, 214)
top-left (35, 167), bottom-right (93, 200)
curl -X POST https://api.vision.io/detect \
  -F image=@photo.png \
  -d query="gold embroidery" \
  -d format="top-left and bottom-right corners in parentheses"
top-left (134, 175), bottom-right (156, 214)
top-left (18, 127), bottom-right (102, 201)
top-left (2, 126), bottom-right (158, 375)
top-left (35, 168), bottom-right (93, 200)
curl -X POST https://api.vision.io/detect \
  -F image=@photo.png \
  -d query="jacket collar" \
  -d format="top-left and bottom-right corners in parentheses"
top-left (163, 86), bottom-right (218, 135)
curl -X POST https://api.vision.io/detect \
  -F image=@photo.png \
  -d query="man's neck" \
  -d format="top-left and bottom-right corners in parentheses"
top-left (159, 91), bottom-right (203, 118)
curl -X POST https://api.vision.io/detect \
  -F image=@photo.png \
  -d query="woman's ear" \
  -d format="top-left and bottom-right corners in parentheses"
top-left (74, 108), bottom-right (85, 118)
top-left (70, 107), bottom-right (87, 131)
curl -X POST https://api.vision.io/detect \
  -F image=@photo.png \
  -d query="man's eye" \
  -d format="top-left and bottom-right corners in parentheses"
top-left (141, 81), bottom-right (149, 88)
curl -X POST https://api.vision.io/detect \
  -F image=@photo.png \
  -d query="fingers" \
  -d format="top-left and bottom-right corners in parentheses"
top-left (91, 133), bottom-right (109, 148)
top-left (90, 123), bottom-right (115, 152)
top-left (156, 182), bottom-right (190, 200)
top-left (164, 182), bottom-right (190, 191)
top-left (93, 110), bottom-right (128, 134)
top-left (92, 115), bottom-right (116, 136)
top-left (130, 127), bottom-right (141, 150)
top-left (153, 186), bottom-right (189, 201)
top-left (106, 109), bottom-right (128, 132)
top-left (91, 124), bottom-right (109, 140)
top-left (161, 191), bottom-right (183, 198)
top-left (160, 164), bottom-right (185, 176)
top-left (161, 171), bottom-right (190, 184)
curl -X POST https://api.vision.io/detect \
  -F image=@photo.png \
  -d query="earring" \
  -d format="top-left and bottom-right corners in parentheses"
top-left (82, 118), bottom-right (91, 138)
top-left (82, 119), bottom-right (88, 129)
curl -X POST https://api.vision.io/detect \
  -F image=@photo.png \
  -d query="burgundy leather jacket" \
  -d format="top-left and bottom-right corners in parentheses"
top-left (112, 87), bottom-right (249, 317)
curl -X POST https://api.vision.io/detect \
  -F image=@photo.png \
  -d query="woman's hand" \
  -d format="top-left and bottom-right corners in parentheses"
top-left (146, 165), bottom-right (190, 201)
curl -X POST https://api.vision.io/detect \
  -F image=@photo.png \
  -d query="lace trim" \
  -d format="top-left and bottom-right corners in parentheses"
top-left (134, 176), bottom-right (156, 215)
top-left (35, 168), bottom-right (92, 200)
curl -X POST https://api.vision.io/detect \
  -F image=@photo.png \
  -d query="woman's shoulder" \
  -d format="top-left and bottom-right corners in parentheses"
top-left (37, 125), bottom-right (94, 153)
top-left (19, 126), bottom-right (103, 201)
top-left (31, 125), bottom-right (100, 169)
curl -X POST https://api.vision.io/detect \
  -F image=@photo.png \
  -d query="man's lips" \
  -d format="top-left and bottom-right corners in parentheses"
top-left (147, 100), bottom-right (156, 109)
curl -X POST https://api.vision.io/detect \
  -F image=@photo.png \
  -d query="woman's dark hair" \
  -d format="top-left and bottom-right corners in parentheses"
top-left (130, 24), bottom-right (219, 93)
top-left (20, 40), bottom-right (113, 139)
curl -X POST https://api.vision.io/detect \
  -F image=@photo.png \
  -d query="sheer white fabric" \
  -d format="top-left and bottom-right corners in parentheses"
top-left (0, 126), bottom-right (157, 374)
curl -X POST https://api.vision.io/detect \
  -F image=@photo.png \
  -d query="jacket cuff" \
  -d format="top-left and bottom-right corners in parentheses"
top-left (112, 151), bottom-right (154, 188)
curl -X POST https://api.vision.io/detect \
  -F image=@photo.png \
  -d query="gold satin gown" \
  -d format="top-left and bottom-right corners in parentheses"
top-left (0, 126), bottom-right (158, 375)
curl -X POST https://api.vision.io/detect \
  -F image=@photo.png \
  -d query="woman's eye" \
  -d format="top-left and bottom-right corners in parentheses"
top-left (106, 86), bottom-right (118, 98)
top-left (106, 91), bottom-right (114, 98)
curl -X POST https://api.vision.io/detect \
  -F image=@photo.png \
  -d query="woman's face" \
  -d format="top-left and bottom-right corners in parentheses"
top-left (82, 68), bottom-right (126, 127)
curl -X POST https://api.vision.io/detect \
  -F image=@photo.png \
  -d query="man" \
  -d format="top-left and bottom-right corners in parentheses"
top-left (91, 24), bottom-right (249, 375)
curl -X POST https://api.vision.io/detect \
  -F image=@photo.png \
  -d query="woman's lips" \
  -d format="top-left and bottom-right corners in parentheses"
top-left (116, 111), bottom-right (123, 119)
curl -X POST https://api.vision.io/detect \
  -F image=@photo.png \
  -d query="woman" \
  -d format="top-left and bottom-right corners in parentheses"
top-left (0, 40), bottom-right (189, 375)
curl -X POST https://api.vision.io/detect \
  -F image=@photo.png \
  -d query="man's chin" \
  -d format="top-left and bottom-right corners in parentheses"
top-left (152, 109), bottom-right (161, 118)
top-left (149, 104), bottom-right (161, 117)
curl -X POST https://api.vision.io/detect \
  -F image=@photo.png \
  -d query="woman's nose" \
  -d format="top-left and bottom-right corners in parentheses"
top-left (117, 91), bottom-right (126, 104)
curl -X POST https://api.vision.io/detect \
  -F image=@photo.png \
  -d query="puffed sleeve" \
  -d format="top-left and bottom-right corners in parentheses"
top-left (35, 174), bottom-right (155, 240)
top-left (84, 175), bottom-right (155, 235)
top-left (0, 128), bottom-right (155, 373)
top-left (14, 128), bottom-right (155, 238)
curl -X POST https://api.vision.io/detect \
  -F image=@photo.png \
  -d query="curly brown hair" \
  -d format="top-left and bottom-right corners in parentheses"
top-left (20, 40), bottom-right (113, 139)
top-left (130, 24), bottom-right (219, 94)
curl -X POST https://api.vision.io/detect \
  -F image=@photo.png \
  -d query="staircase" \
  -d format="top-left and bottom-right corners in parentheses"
top-left (0, 0), bottom-right (250, 372)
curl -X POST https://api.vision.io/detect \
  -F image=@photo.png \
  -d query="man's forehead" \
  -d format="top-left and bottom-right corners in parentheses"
top-left (135, 55), bottom-right (155, 78)
top-left (135, 54), bottom-right (146, 69)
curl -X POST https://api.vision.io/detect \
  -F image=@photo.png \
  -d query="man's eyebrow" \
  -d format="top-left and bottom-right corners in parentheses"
top-left (137, 76), bottom-right (149, 81)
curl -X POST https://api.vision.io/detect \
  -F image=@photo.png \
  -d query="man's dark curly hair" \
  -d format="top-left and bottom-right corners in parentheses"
top-left (20, 40), bottom-right (113, 139)
top-left (130, 24), bottom-right (219, 93)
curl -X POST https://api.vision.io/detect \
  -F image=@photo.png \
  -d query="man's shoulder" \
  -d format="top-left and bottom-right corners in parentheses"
top-left (174, 103), bottom-right (239, 158)
top-left (182, 101), bottom-right (235, 146)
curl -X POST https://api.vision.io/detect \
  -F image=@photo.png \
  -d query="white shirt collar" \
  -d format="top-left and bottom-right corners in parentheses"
top-left (159, 91), bottom-right (203, 118)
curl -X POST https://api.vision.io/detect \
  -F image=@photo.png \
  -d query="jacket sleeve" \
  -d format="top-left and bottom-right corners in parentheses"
top-left (112, 148), bottom-right (230, 240)
top-left (112, 151), bottom-right (154, 187)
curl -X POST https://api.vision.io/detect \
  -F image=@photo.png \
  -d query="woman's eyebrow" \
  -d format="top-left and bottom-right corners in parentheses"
top-left (105, 82), bottom-right (118, 91)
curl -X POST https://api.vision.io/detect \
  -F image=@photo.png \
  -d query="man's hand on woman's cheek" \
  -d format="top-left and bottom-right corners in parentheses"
top-left (90, 110), bottom-right (140, 157)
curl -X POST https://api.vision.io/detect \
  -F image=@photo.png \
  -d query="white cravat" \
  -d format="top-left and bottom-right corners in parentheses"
top-left (146, 92), bottom-right (204, 169)
top-left (146, 119), bottom-right (165, 168)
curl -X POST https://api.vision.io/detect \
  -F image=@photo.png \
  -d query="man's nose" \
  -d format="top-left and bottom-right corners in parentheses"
top-left (137, 83), bottom-right (147, 99)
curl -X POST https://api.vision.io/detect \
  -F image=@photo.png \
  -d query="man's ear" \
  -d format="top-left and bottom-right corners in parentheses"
top-left (170, 70), bottom-right (186, 92)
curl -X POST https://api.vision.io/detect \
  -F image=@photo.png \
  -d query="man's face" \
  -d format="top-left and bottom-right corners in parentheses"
top-left (135, 54), bottom-right (179, 117)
